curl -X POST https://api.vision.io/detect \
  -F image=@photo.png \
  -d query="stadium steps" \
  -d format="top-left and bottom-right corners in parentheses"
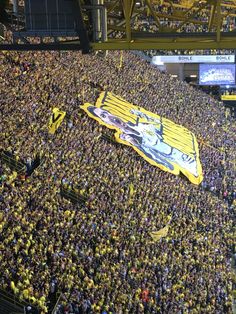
top-left (101, 132), bottom-right (117, 145)
top-left (0, 297), bottom-right (24, 314)
top-left (0, 150), bottom-right (26, 174)
top-left (60, 185), bottom-right (88, 205)
top-left (0, 289), bottom-right (28, 314)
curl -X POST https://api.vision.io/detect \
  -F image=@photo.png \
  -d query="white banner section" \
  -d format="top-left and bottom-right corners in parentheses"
top-left (152, 55), bottom-right (235, 65)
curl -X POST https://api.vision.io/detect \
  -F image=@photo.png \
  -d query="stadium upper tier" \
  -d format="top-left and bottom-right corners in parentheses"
top-left (2, 0), bottom-right (236, 51)
top-left (0, 50), bottom-right (235, 313)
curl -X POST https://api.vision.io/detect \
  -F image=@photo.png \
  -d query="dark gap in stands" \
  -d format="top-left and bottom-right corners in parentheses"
top-left (60, 184), bottom-right (88, 205)
top-left (26, 153), bottom-right (45, 176)
top-left (0, 150), bottom-right (45, 178)
top-left (1, 150), bottom-right (26, 174)
top-left (101, 132), bottom-right (118, 145)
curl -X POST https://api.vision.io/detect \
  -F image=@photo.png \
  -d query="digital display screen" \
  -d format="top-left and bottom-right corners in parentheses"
top-left (199, 64), bottom-right (235, 85)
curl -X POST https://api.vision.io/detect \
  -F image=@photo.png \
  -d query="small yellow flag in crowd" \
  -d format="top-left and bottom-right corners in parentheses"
top-left (7, 171), bottom-right (18, 184)
top-left (48, 108), bottom-right (66, 134)
top-left (150, 215), bottom-right (171, 242)
top-left (129, 182), bottom-right (134, 197)
top-left (150, 225), bottom-right (169, 242)
top-left (128, 182), bottom-right (135, 205)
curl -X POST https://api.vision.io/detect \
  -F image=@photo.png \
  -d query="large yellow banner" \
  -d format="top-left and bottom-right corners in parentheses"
top-left (81, 92), bottom-right (203, 184)
top-left (48, 108), bottom-right (66, 134)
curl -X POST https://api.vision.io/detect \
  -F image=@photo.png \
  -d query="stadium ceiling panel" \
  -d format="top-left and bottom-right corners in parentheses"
top-left (1, 0), bottom-right (236, 51)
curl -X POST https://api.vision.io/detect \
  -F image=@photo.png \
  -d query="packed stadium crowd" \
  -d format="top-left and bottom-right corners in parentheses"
top-left (132, 1), bottom-right (236, 58)
top-left (0, 50), bottom-right (235, 314)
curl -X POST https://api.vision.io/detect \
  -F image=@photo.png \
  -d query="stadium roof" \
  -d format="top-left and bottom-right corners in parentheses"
top-left (1, 0), bottom-right (236, 52)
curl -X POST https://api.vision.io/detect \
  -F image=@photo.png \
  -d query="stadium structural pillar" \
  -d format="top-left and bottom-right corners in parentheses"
top-left (13, 0), bottom-right (19, 15)
top-left (74, 0), bottom-right (91, 53)
top-left (101, 0), bottom-right (107, 43)
top-left (93, 0), bottom-right (101, 42)
top-left (178, 64), bottom-right (185, 81)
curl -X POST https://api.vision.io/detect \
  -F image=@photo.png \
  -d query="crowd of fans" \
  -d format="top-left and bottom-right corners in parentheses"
top-left (0, 50), bottom-right (235, 313)
top-left (141, 0), bottom-right (236, 33)
top-left (132, 1), bottom-right (236, 57)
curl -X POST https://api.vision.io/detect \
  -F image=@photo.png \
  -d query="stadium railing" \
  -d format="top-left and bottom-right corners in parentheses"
top-left (0, 150), bottom-right (26, 174)
top-left (51, 293), bottom-right (63, 314)
top-left (0, 288), bottom-right (40, 314)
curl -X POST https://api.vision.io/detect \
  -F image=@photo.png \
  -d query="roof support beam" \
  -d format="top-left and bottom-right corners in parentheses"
top-left (173, 2), bottom-right (209, 32)
top-left (216, 0), bottom-right (222, 42)
top-left (208, 3), bottom-right (217, 31)
top-left (122, 0), bottom-right (134, 41)
top-left (74, 0), bottom-right (90, 53)
top-left (144, 12), bottom-right (206, 25)
top-left (107, 0), bottom-right (120, 14)
top-left (2, 33), bottom-right (236, 51)
top-left (91, 38), bottom-right (236, 50)
top-left (145, 0), bottom-right (161, 29)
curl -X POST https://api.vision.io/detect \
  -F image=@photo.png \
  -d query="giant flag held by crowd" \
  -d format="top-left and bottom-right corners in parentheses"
top-left (81, 92), bottom-right (203, 184)
top-left (48, 108), bottom-right (66, 135)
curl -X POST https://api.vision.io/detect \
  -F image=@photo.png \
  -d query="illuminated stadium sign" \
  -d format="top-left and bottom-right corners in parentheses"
top-left (199, 64), bottom-right (236, 86)
top-left (221, 95), bottom-right (236, 100)
top-left (152, 55), bottom-right (235, 65)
